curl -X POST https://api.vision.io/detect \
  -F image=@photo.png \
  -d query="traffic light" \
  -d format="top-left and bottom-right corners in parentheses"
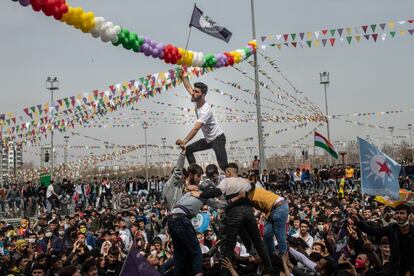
top-left (45, 151), bottom-right (50, 163)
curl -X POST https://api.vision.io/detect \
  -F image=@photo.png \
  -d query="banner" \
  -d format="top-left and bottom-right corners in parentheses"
top-left (189, 4), bottom-right (232, 43)
top-left (358, 137), bottom-right (401, 200)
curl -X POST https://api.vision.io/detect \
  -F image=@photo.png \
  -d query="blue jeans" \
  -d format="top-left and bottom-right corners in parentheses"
top-left (264, 202), bottom-right (289, 255)
top-left (8, 197), bottom-right (21, 209)
top-left (167, 214), bottom-right (202, 276)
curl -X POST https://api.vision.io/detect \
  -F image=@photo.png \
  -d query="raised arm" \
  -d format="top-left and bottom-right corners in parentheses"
top-left (179, 67), bottom-right (194, 97)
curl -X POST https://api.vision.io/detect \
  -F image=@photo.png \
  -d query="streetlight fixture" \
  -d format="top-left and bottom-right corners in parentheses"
top-left (142, 122), bottom-right (149, 187)
top-left (319, 71), bottom-right (331, 165)
top-left (46, 77), bottom-right (59, 180)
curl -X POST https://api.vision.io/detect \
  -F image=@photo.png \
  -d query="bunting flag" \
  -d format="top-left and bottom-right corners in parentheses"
top-left (1, 66), bottom-right (214, 145)
top-left (261, 19), bottom-right (414, 50)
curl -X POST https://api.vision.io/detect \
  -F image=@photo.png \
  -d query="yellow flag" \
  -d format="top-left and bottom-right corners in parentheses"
top-left (314, 40), bottom-right (320, 47)
top-left (400, 29), bottom-right (406, 36)
top-left (355, 35), bottom-right (361, 42)
top-left (306, 32), bottom-right (312, 40)
top-left (346, 27), bottom-right (352, 35)
top-left (388, 20), bottom-right (395, 29)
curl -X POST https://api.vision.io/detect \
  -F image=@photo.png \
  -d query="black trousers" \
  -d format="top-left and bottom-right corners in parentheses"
top-left (167, 214), bottom-right (202, 275)
top-left (223, 203), bottom-right (272, 275)
top-left (186, 133), bottom-right (228, 171)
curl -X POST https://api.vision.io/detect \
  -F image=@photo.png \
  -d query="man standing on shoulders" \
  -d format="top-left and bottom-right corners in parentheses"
top-left (176, 68), bottom-right (228, 171)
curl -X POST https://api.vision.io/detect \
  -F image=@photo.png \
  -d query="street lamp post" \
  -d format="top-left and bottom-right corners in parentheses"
top-left (46, 77), bottom-right (59, 180)
top-left (64, 135), bottom-right (69, 177)
top-left (161, 137), bottom-right (166, 176)
top-left (388, 126), bottom-right (394, 159)
top-left (250, 0), bottom-right (266, 172)
top-left (104, 141), bottom-right (109, 175)
top-left (320, 72), bottom-right (331, 165)
top-left (409, 124), bottom-right (413, 164)
top-left (142, 122), bottom-right (149, 186)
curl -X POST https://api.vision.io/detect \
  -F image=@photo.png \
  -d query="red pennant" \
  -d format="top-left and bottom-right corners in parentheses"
top-left (23, 108), bottom-right (32, 119)
top-left (408, 20), bottom-right (414, 23)
top-left (321, 29), bottom-right (328, 35)
top-left (372, 33), bottom-right (378, 42)
top-left (329, 38), bottom-right (336, 46)
top-left (283, 34), bottom-right (289, 41)
top-left (362, 25), bottom-right (368, 33)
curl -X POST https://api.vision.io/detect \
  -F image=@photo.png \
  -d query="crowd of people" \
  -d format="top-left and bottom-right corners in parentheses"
top-left (0, 77), bottom-right (413, 276)
top-left (0, 150), bottom-right (412, 276)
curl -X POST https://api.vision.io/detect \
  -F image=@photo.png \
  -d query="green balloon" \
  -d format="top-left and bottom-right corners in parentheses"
top-left (137, 36), bottom-right (144, 46)
top-left (132, 40), bottom-right (140, 52)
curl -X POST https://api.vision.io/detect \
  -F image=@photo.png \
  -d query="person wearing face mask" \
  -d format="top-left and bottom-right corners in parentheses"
top-left (350, 204), bottom-right (414, 276)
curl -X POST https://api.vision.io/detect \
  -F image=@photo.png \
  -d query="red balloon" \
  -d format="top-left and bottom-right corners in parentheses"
top-left (31, 0), bottom-right (43, 11)
top-left (224, 52), bottom-right (234, 65)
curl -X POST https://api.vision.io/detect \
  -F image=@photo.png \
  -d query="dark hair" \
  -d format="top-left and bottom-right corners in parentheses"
top-left (300, 220), bottom-right (310, 227)
top-left (188, 164), bottom-right (204, 177)
top-left (395, 204), bottom-right (411, 214)
top-left (58, 265), bottom-right (78, 276)
top-left (31, 263), bottom-right (46, 273)
top-left (205, 164), bottom-right (218, 178)
top-left (82, 259), bottom-right (97, 273)
top-left (225, 163), bottom-right (239, 172)
top-left (194, 82), bottom-right (208, 94)
top-left (109, 246), bottom-right (120, 256)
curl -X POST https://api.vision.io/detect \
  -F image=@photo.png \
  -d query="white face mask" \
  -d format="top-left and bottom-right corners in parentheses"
top-left (317, 225), bottom-right (324, 232)
top-left (397, 219), bottom-right (409, 227)
top-left (45, 232), bottom-right (52, 238)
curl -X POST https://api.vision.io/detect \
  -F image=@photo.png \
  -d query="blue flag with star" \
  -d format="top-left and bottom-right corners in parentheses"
top-left (358, 137), bottom-right (401, 200)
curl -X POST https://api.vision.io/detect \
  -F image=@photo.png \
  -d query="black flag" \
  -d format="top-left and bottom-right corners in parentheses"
top-left (189, 4), bottom-right (232, 43)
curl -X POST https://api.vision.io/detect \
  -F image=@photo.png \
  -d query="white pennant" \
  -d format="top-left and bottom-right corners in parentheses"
top-left (276, 34), bottom-right (282, 41)
top-left (314, 31), bottom-right (320, 39)
top-left (381, 33), bottom-right (387, 41)
top-left (398, 20), bottom-right (406, 25)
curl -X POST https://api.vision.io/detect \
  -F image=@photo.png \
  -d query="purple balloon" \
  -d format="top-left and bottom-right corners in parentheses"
top-left (151, 48), bottom-right (160, 58)
top-left (141, 43), bottom-right (149, 53)
top-left (156, 43), bottom-right (165, 51)
top-left (159, 52), bottom-right (164, 59)
top-left (144, 36), bottom-right (150, 45)
top-left (19, 0), bottom-right (31, 6)
top-left (150, 40), bottom-right (157, 48)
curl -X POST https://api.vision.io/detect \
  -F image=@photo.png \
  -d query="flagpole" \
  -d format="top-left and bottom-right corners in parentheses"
top-left (250, 0), bottom-right (266, 172)
top-left (357, 137), bottom-right (366, 210)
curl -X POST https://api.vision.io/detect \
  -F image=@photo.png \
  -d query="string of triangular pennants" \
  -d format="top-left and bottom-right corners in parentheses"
top-left (0, 66), bottom-right (214, 146)
top-left (261, 19), bottom-right (414, 50)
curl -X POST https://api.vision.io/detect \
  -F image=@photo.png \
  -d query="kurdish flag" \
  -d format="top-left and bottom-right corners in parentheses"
top-left (314, 131), bottom-right (338, 159)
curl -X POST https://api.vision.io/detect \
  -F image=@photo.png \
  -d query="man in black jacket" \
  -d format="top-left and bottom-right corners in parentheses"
top-left (349, 204), bottom-right (414, 275)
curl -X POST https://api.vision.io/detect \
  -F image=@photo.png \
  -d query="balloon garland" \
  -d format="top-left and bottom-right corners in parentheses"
top-left (12, 0), bottom-right (257, 68)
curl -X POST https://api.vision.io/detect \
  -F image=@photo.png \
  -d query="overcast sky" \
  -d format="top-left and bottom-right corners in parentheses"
top-left (1, 0), bottom-right (414, 167)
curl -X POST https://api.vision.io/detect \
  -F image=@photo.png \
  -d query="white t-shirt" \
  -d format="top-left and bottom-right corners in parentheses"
top-left (195, 102), bottom-right (223, 143)
top-left (217, 177), bottom-right (251, 196)
top-left (46, 185), bottom-right (54, 199)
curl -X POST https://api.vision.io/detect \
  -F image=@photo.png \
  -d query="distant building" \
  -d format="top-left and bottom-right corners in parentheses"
top-left (0, 142), bottom-right (23, 184)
